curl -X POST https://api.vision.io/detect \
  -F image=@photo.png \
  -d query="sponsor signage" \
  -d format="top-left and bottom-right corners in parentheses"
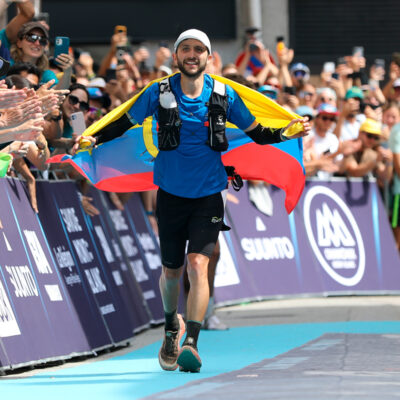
top-left (87, 188), bottom-right (151, 332)
top-left (36, 181), bottom-right (111, 350)
top-left (102, 192), bottom-right (164, 323)
top-left (215, 180), bottom-right (400, 304)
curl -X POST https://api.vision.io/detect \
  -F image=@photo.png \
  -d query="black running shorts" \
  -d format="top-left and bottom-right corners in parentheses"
top-left (156, 188), bottom-right (224, 269)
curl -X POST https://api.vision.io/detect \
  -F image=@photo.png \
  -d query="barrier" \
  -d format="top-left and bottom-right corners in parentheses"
top-left (215, 179), bottom-right (400, 305)
top-left (0, 176), bottom-right (399, 372)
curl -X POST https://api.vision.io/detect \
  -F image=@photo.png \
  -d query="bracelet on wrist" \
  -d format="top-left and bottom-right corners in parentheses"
top-left (145, 210), bottom-right (154, 216)
top-left (50, 112), bottom-right (62, 122)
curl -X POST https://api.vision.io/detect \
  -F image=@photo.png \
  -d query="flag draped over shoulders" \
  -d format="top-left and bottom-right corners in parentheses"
top-left (47, 73), bottom-right (305, 213)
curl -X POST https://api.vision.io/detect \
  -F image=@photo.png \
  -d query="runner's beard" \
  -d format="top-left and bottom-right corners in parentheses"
top-left (177, 58), bottom-right (207, 79)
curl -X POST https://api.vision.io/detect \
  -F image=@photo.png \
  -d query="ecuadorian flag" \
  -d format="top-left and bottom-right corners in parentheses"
top-left (48, 74), bottom-right (305, 214)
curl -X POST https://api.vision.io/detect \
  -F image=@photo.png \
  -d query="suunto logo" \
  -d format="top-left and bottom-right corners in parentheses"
top-left (303, 186), bottom-right (365, 287)
top-left (211, 217), bottom-right (222, 223)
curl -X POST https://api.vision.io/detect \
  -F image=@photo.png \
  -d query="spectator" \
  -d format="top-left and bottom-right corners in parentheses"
top-left (382, 61), bottom-right (400, 103)
top-left (303, 104), bottom-right (342, 178)
top-left (221, 63), bottom-right (238, 76)
top-left (235, 27), bottom-right (278, 80)
top-left (382, 102), bottom-right (400, 141)
top-left (0, 0), bottom-right (35, 63)
top-left (341, 119), bottom-right (392, 181)
top-left (7, 61), bottom-right (41, 86)
top-left (257, 84), bottom-right (279, 101)
top-left (47, 83), bottom-right (88, 153)
top-left (315, 87), bottom-right (337, 108)
top-left (290, 62), bottom-right (310, 91)
top-left (298, 83), bottom-right (317, 109)
top-left (389, 122), bottom-right (400, 251)
top-left (10, 22), bottom-right (73, 88)
top-left (334, 86), bottom-right (366, 141)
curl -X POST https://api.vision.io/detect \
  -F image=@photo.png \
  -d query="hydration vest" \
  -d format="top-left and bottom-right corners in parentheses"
top-left (157, 77), bottom-right (229, 151)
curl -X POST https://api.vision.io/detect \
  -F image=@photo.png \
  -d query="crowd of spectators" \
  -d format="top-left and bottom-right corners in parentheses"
top-left (0, 2), bottom-right (399, 251)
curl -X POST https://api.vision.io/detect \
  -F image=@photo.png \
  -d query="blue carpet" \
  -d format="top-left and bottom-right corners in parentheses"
top-left (1, 321), bottom-right (400, 399)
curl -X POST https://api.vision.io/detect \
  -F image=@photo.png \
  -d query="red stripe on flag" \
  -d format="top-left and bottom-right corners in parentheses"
top-left (95, 172), bottom-right (157, 193)
top-left (222, 143), bottom-right (305, 213)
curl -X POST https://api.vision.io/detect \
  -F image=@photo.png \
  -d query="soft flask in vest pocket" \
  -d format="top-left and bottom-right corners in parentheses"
top-left (157, 105), bottom-right (181, 150)
top-left (208, 81), bottom-right (228, 151)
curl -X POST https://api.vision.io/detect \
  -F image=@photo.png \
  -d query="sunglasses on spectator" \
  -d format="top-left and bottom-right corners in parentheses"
top-left (320, 96), bottom-right (334, 103)
top-left (320, 115), bottom-right (336, 122)
top-left (364, 103), bottom-right (381, 110)
top-left (365, 133), bottom-right (380, 140)
top-left (24, 33), bottom-right (48, 46)
top-left (293, 70), bottom-right (306, 78)
top-left (68, 95), bottom-right (89, 112)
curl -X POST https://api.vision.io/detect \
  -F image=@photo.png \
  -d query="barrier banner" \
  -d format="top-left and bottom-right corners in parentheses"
top-left (0, 179), bottom-right (66, 367)
top-left (220, 184), bottom-right (302, 300)
top-left (36, 181), bottom-right (112, 350)
top-left (294, 180), bottom-right (400, 293)
top-left (101, 193), bottom-right (164, 323)
top-left (216, 180), bottom-right (400, 304)
top-left (47, 181), bottom-right (143, 343)
top-left (87, 188), bottom-right (151, 332)
top-left (124, 193), bottom-right (164, 323)
top-left (213, 228), bottom-right (260, 304)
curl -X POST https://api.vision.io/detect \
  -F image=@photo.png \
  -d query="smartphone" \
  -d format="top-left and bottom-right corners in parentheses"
top-left (105, 68), bottom-right (117, 81)
top-left (323, 62), bottom-right (335, 73)
top-left (115, 45), bottom-right (127, 65)
top-left (332, 72), bottom-right (339, 80)
top-left (54, 36), bottom-right (70, 62)
top-left (283, 86), bottom-right (296, 95)
top-left (70, 112), bottom-right (87, 136)
top-left (114, 25), bottom-right (127, 34)
top-left (352, 46), bottom-right (364, 57)
top-left (337, 57), bottom-right (347, 65)
top-left (374, 58), bottom-right (385, 69)
top-left (249, 43), bottom-right (259, 52)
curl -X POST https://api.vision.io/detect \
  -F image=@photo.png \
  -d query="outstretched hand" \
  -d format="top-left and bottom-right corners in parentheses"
top-left (284, 117), bottom-right (311, 139)
top-left (71, 135), bottom-right (96, 155)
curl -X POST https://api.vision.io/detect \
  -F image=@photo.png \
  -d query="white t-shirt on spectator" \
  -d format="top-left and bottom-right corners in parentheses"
top-left (340, 114), bottom-right (366, 141)
top-left (310, 127), bottom-right (342, 179)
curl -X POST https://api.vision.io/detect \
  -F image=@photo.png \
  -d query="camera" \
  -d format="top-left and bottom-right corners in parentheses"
top-left (283, 86), bottom-right (296, 95)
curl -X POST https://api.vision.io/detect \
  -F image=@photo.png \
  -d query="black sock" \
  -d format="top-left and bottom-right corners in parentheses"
top-left (183, 320), bottom-right (202, 348)
top-left (164, 310), bottom-right (179, 332)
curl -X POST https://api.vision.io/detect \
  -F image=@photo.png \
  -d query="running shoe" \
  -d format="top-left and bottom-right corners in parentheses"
top-left (202, 314), bottom-right (228, 330)
top-left (177, 337), bottom-right (202, 373)
top-left (158, 313), bottom-right (185, 371)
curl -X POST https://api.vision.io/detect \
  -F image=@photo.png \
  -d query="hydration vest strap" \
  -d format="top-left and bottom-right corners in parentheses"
top-left (158, 77), bottom-right (181, 150)
top-left (208, 80), bottom-right (228, 152)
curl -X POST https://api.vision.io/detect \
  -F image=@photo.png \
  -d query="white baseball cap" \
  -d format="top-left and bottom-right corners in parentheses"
top-left (174, 29), bottom-right (211, 54)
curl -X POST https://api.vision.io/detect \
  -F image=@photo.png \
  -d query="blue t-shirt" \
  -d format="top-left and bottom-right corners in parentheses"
top-left (0, 29), bottom-right (11, 61)
top-left (128, 73), bottom-right (255, 198)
